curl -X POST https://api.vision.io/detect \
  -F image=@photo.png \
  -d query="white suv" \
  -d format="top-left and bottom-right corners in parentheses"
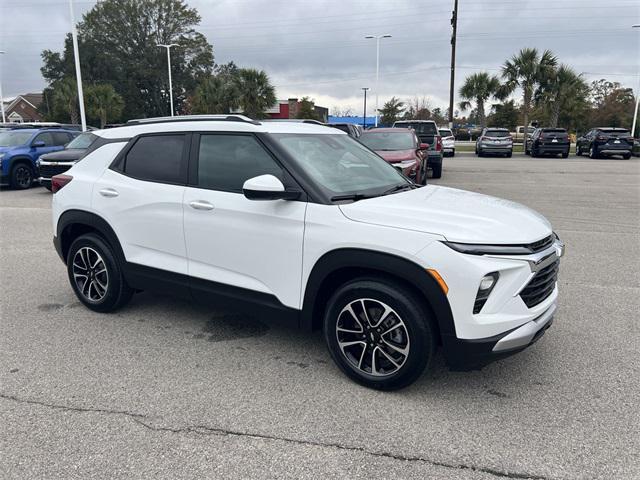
top-left (51, 115), bottom-right (564, 390)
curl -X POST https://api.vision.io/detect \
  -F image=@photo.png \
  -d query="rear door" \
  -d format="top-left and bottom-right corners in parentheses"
top-left (183, 132), bottom-right (306, 310)
top-left (92, 133), bottom-right (189, 276)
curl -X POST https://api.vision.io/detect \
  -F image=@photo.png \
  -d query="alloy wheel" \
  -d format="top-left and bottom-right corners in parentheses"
top-left (14, 166), bottom-right (32, 188)
top-left (72, 247), bottom-right (109, 302)
top-left (335, 298), bottom-right (410, 377)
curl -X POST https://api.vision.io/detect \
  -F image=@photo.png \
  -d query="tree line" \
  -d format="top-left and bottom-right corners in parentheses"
top-left (377, 48), bottom-right (637, 136)
top-left (40, 0), bottom-right (278, 126)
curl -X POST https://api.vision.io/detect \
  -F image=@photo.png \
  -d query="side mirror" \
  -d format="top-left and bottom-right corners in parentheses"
top-left (32, 140), bottom-right (46, 148)
top-left (242, 174), bottom-right (300, 201)
top-left (419, 143), bottom-right (429, 150)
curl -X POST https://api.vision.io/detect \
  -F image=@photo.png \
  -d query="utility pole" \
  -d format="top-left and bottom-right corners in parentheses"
top-left (361, 87), bottom-right (369, 128)
top-left (69, 0), bottom-right (86, 131)
top-left (0, 51), bottom-right (5, 123)
top-left (157, 44), bottom-right (178, 116)
top-left (632, 25), bottom-right (639, 138)
top-left (448, 0), bottom-right (458, 130)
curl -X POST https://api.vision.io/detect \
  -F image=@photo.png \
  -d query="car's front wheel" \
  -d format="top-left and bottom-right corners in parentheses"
top-left (10, 163), bottom-right (33, 189)
top-left (67, 234), bottom-right (134, 313)
top-left (323, 278), bottom-right (436, 390)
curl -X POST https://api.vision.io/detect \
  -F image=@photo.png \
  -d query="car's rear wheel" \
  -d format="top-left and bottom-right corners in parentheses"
top-left (589, 146), bottom-right (598, 159)
top-left (431, 163), bottom-right (442, 178)
top-left (576, 145), bottom-right (582, 156)
top-left (10, 163), bottom-right (33, 190)
top-left (562, 151), bottom-right (569, 158)
top-left (623, 153), bottom-right (631, 160)
top-left (67, 234), bottom-right (133, 313)
top-left (323, 278), bottom-right (436, 390)
top-left (506, 151), bottom-right (512, 158)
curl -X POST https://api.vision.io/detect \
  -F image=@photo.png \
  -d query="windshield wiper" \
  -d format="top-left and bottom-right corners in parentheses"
top-left (382, 183), bottom-right (416, 196)
top-left (331, 193), bottom-right (371, 202)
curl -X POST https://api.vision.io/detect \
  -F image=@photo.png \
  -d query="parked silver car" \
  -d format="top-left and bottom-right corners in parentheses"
top-left (475, 128), bottom-right (513, 157)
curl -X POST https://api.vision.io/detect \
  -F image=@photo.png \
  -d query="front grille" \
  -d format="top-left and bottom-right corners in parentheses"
top-left (529, 235), bottom-right (554, 253)
top-left (38, 164), bottom-right (72, 178)
top-left (520, 259), bottom-right (559, 308)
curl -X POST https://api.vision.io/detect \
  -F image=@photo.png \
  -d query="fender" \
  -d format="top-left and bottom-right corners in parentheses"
top-left (56, 209), bottom-right (126, 265)
top-left (300, 248), bottom-right (456, 340)
top-left (6, 155), bottom-right (34, 169)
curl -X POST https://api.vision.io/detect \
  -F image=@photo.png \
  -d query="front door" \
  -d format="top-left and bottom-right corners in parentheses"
top-left (183, 133), bottom-right (306, 310)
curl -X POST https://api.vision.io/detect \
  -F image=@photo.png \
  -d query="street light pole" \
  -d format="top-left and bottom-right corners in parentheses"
top-left (0, 51), bottom-right (5, 123)
top-left (157, 43), bottom-right (178, 116)
top-left (69, 0), bottom-right (86, 131)
top-left (365, 34), bottom-right (392, 127)
top-left (631, 25), bottom-right (639, 138)
top-left (361, 87), bottom-right (369, 128)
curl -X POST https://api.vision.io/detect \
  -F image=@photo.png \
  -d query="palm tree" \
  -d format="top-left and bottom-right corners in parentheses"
top-left (458, 72), bottom-right (501, 128)
top-left (237, 68), bottom-right (276, 119)
top-left (501, 48), bottom-right (557, 133)
top-left (191, 75), bottom-right (240, 114)
top-left (86, 84), bottom-right (124, 128)
top-left (53, 77), bottom-right (80, 124)
top-left (535, 65), bottom-right (587, 127)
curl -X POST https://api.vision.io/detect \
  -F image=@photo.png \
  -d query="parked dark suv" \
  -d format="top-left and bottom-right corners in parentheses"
top-left (526, 128), bottom-right (570, 158)
top-left (392, 120), bottom-right (443, 178)
top-left (37, 132), bottom-right (98, 190)
top-left (576, 128), bottom-right (633, 159)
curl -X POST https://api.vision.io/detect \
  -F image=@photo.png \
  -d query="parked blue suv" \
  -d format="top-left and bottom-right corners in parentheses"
top-left (0, 128), bottom-right (78, 189)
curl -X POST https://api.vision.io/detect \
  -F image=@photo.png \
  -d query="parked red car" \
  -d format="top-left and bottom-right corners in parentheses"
top-left (359, 128), bottom-right (428, 184)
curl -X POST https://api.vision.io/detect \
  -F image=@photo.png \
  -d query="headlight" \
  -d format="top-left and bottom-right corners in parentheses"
top-left (443, 241), bottom-right (532, 255)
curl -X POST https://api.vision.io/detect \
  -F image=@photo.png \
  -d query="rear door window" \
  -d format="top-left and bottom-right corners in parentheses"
top-left (123, 134), bottom-right (188, 184)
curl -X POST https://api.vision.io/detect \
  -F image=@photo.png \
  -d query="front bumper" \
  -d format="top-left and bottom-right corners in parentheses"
top-left (443, 303), bottom-right (555, 370)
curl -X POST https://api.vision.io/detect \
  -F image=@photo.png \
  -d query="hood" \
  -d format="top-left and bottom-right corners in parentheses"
top-left (374, 149), bottom-right (416, 162)
top-left (39, 149), bottom-right (85, 162)
top-left (339, 185), bottom-right (552, 244)
top-left (0, 146), bottom-right (16, 154)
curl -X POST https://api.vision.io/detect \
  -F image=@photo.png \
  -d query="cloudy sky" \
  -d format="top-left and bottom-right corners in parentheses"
top-left (1, 0), bottom-right (639, 115)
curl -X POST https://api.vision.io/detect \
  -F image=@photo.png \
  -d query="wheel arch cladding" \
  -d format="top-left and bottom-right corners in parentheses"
top-left (301, 248), bottom-right (455, 342)
top-left (8, 156), bottom-right (34, 170)
top-left (57, 210), bottom-right (125, 265)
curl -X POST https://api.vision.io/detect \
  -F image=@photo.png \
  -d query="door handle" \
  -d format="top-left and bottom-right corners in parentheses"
top-left (99, 188), bottom-right (119, 198)
top-left (189, 200), bottom-right (214, 211)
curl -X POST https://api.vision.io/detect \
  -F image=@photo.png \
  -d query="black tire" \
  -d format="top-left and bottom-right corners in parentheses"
top-left (562, 151), bottom-right (569, 158)
top-left (576, 145), bottom-right (582, 156)
top-left (431, 163), bottom-right (442, 179)
top-left (67, 233), bottom-right (134, 313)
top-left (506, 151), bottom-right (512, 158)
top-left (531, 146), bottom-right (539, 158)
top-left (10, 162), bottom-right (34, 190)
top-left (623, 153), bottom-right (631, 160)
top-left (589, 145), bottom-right (598, 159)
top-left (44, 184), bottom-right (53, 192)
top-left (323, 278), bottom-right (436, 390)
top-left (477, 149), bottom-right (483, 157)
top-left (451, 149), bottom-right (455, 157)
top-left (418, 161), bottom-right (427, 185)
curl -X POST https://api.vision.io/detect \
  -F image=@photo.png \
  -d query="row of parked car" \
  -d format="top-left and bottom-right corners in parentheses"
top-left (473, 125), bottom-right (636, 159)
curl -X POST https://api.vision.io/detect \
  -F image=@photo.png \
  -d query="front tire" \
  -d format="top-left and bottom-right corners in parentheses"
top-left (589, 145), bottom-right (598, 159)
top-left (323, 278), bottom-right (435, 390)
top-left (10, 163), bottom-right (33, 190)
top-left (67, 234), bottom-right (133, 313)
top-left (576, 145), bottom-right (582, 156)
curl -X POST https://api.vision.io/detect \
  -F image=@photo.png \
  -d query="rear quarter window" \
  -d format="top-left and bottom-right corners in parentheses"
top-left (123, 134), bottom-right (187, 184)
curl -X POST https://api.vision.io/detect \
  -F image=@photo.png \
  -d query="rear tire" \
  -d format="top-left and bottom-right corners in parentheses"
top-left (562, 151), bottom-right (569, 158)
top-left (506, 151), bottom-right (512, 158)
top-left (323, 278), bottom-right (436, 390)
top-left (623, 153), bottom-right (631, 160)
top-left (431, 163), bottom-right (442, 179)
top-left (10, 163), bottom-right (33, 190)
top-left (451, 149), bottom-right (455, 157)
top-left (589, 146), bottom-right (598, 159)
top-left (67, 233), bottom-right (134, 313)
top-left (576, 145), bottom-right (582, 156)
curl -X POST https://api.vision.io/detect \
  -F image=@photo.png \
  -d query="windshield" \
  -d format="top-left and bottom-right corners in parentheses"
top-left (360, 131), bottom-right (415, 150)
top-left (271, 133), bottom-right (409, 198)
top-left (485, 130), bottom-right (510, 138)
top-left (0, 131), bottom-right (32, 147)
top-left (394, 122), bottom-right (438, 135)
top-left (439, 129), bottom-right (453, 137)
top-left (66, 132), bottom-right (97, 149)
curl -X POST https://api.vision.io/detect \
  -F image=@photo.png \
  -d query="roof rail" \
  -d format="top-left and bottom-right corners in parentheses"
top-left (126, 114), bottom-right (261, 126)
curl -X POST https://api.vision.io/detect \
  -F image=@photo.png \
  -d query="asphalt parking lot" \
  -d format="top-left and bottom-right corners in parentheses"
top-left (1, 151), bottom-right (639, 479)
